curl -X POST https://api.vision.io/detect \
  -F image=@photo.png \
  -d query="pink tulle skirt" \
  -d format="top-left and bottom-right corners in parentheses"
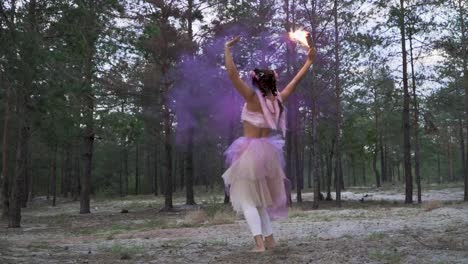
top-left (222, 136), bottom-right (289, 220)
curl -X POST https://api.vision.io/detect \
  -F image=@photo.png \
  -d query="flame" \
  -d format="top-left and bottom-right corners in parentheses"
top-left (288, 30), bottom-right (309, 47)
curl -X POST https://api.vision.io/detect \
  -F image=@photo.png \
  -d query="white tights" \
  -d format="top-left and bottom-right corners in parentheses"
top-left (242, 204), bottom-right (273, 237)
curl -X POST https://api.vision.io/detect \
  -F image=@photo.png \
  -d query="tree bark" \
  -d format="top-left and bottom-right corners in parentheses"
top-left (399, 0), bottom-right (413, 204)
top-left (52, 144), bottom-right (58, 206)
top-left (1, 84), bottom-right (12, 219)
top-left (459, 0), bottom-right (468, 201)
top-left (123, 146), bottom-right (129, 196)
top-left (162, 69), bottom-right (173, 210)
top-left (326, 141), bottom-right (334, 201)
top-left (135, 144), bottom-right (139, 195)
top-left (448, 130), bottom-right (454, 181)
top-left (459, 118), bottom-right (465, 182)
top-left (153, 143), bottom-right (159, 196)
top-left (409, 25), bottom-right (421, 203)
top-left (333, 0), bottom-right (342, 207)
top-left (185, 128), bottom-right (196, 205)
top-left (9, 105), bottom-right (29, 228)
top-left (379, 134), bottom-right (386, 183)
top-left (312, 101), bottom-right (320, 208)
top-left (373, 149), bottom-right (381, 187)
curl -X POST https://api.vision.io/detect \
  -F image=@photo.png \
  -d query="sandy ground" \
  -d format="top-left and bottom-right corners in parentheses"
top-left (1, 187), bottom-right (468, 264)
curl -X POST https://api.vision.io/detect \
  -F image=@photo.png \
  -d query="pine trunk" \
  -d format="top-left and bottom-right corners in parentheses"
top-left (163, 76), bottom-right (173, 210)
top-left (1, 84), bottom-right (12, 219)
top-left (409, 27), bottom-right (421, 203)
top-left (459, 0), bottom-right (468, 201)
top-left (373, 150), bottom-right (381, 187)
top-left (52, 144), bottom-right (58, 206)
top-left (399, 0), bottom-right (413, 204)
top-left (333, 0), bottom-right (342, 206)
top-left (312, 101), bottom-right (320, 208)
top-left (135, 144), bottom-right (139, 195)
top-left (186, 128), bottom-right (195, 205)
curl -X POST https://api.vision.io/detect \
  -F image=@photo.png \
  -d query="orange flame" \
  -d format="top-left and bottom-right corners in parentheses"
top-left (288, 30), bottom-right (310, 47)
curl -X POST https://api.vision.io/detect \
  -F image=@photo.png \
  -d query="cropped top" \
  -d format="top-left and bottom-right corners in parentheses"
top-left (241, 104), bottom-right (270, 128)
top-left (241, 90), bottom-right (287, 137)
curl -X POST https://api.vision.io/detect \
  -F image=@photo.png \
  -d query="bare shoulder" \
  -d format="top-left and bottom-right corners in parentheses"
top-left (245, 93), bottom-right (262, 112)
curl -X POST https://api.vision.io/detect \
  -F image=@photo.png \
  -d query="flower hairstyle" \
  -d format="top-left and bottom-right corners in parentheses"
top-left (250, 68), bottom-right (284, 117)
top-left (250, 68), bottom-right (279, 97)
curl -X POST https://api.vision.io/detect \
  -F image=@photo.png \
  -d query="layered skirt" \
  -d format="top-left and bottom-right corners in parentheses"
top-left (222, 136), bottom-right (289, 220)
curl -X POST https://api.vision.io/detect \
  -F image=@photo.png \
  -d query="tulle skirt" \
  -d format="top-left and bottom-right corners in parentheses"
top-left (222, 135), bottom-right (289, 220)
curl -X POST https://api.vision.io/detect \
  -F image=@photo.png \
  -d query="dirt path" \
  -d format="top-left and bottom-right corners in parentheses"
top-left (1, 188), bottom-right (467, 264)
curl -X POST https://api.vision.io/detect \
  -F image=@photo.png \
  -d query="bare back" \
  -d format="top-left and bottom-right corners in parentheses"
top-left (243, 95), bottom-right (274, 138)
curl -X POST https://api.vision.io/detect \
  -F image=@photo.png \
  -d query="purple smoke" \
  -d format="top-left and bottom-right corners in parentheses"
top-left (170, 25), bottom-right (310, 145)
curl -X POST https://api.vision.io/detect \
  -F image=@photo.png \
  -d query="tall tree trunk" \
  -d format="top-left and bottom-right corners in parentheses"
top-left (459, 0), bottom-right (468, 201)
top-left (163, 78), bottom-right (173, 210)
top-left (399, 0), bottom-right (413, 204)
top-left (1, 84), bottom-right (12, 219)
top-left (52, 144), bottom-right (58, 206)
top-left (409, 26), bottom-right (421, 203)
top-left (21, 144), bottom-right (30, 208)
top-left (379, 134), bottom-right (386, 183)
top-left (295, 111), bottom-right (302, 203)
top-left (135, 144), bottom-right (139, 195)
top-left (437, 146), bottom-right (441, 184)
top-left (123, 146), bottom-right (129, 196)
top-left (373, 150), bottom-right (381, 187)
top-left (79, 57), bottom-right (95, 213)
top-left (119, 150), bottom-right (123, 197)
top-left (333, 0), bottom-right (342, 207)
top-left (362, 162), bottom-right (366, 186)
top-left (153, 143), bottom-right (159, 196)
top-left (185, 128), bottom-right (196, 205)
top-left (72, 148), bottom-right (80, 201)
top-left (459, 118), bottom-right (465, 182)
top-left (373, 84), bottom-right (381, 188)
top-left (145, 145), bottom-right (152, 194)
top-left (9, 0), bottom-right (37, 226)
top-left (448, 131), bottom-right (454, 181)
top-left (308, 146), bottom-right (313, 188)
top-left (9, 102), bottom-right (29, 228)
top-left (326, 141), bottom-right (334, 201)
top-left (312, 101), bottom-right (320, 208)
top-left (79, 1), bottom-right (97, 214)
top-left (352, 155), bottom-right (356, 186)
top-left (284, 0), bottom-right (293, 206)
top-left (27, 148), bottom-right (33, 202)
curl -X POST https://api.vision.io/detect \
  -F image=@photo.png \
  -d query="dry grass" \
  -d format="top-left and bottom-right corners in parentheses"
top-left (184, 210), bottom-right (209, 225)
top-left (183, 208), bottom-right (236, 226)
top-left (422, 201), bottom-right (442, 212)
top-left (288, 207), bottom-right (308, 218)
top-left (211, 210), bottom-right (236, 225)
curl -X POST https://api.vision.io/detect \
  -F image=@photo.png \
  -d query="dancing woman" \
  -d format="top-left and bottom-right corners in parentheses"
top-left (222, 35), bottom-right (316, 252)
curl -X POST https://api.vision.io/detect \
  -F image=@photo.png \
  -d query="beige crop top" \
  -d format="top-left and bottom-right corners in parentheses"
top-left (240, 90), bottom-right (287, 137)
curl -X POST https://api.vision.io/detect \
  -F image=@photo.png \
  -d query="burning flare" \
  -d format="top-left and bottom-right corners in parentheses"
top-left (288, 29), bottom-right (313, 47)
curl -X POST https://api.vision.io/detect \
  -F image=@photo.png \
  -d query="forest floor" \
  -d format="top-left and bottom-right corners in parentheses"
top-left (1, 184), bottom-right (468, 264)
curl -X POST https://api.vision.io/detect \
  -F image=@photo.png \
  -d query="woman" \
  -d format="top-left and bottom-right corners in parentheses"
top-left (222, 35), bottom-right (316, 252)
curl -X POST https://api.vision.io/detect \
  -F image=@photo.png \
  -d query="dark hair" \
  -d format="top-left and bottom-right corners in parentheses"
top-left (251, 68), bottom-right (278, 97)
top-left (251, 68), bottom-right (284, 118)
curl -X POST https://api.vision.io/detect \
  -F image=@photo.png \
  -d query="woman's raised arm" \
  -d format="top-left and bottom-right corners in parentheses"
top-left (225, 36), bottom-right (255, 100)
top-left (280, 47), bottom-right (317, 101)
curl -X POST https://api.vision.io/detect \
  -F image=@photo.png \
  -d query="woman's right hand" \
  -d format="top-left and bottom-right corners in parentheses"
top-left (307, 47), bottom-right (317, 63)
top-left (225, 36), bottom-right (241, 48)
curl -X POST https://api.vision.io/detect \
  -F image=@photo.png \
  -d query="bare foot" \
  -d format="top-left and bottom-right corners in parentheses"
top-left (264, 235), bottom-right (277, 249)
top-left (250, 245), bottom-right (266, 252)
top-left (250, 235), bottom-right (265, 252)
